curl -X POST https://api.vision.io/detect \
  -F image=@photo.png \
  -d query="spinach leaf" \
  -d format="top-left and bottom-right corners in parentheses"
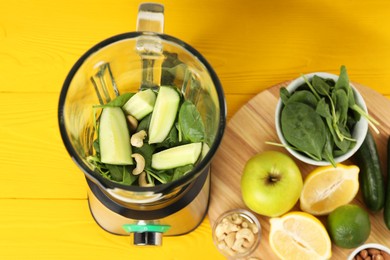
top-left (105, 164), bottom-right (137, 185)
top-left (172, 165), bottom-right (194, 181)
top-left (287, 90), bottom-right (317, 109)
top-left (336, 122), bottom-right (354, 151)
top-left (316, 98), bottom-right (332, 118)
top-left (136, 113), bottom-right (152, 132)
top-left (312, 75), bottom-right (331, 96)
top-left (302, 74), bottom-right (321, 100)
top-left (156, 125), bottom-right (180, 149)
top-left (280, 87), bottom-right (291, 105)
top-left (335, 65), bottom-right (350, 94)
top-left (322, 128), bottom-right (336, 167)
top-left (94, 92), bottom-right (134, 108)
top-left (179, 100), bottom-right (205, 143)
top-left (332, 89), bottom-right (349, 126)
top-left (281, 102), bottom-right (326, 160)
top-left (106, 164), bottom-right (123, 181)
top-left (133, 143), bottom-right (155, 170)
top-left (146, 169), bottom-right (173, 184)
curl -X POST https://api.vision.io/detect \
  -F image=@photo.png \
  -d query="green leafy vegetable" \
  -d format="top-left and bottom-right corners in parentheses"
top-left (285, 90), bottom-right (318, 109)
top-left (281, 102), bottom-right (326, 160)
top-left (178, 100), bottom-right (206, 143)
top-left (274, 65), bottom-right (379, 166)
top-left (89, 85), bottom-right (208, 186)
top-left (94, 92), bottom-right (134, 108)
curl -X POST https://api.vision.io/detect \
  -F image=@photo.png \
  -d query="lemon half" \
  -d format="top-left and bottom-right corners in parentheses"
top-left (300, 164), bottom-right (360, 216)
top-left (269, 211), bottom-right (332, 260)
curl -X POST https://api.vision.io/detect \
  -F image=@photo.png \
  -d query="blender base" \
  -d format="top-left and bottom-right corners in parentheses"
top-left (86, 171), bottom-right (210, 237)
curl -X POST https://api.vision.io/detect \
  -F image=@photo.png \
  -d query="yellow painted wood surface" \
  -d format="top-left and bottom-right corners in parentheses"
top-left (1, 0), bottom-right (390, 259)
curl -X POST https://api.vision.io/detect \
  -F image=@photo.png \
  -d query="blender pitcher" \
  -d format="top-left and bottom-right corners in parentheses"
top-left (58, 3), bottom-right (226, 246)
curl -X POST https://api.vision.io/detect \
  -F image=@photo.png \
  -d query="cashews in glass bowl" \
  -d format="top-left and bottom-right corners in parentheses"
top-left (212, 209), bottom-right (261, 258)
top-left (274, 71), bottom-right (369, 166)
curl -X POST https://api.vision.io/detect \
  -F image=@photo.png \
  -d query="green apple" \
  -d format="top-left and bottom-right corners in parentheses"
top-left (240, 151), bottom-right (303, 217)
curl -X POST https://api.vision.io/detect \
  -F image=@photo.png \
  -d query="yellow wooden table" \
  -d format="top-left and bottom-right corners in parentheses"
top-left (1, 1), bottom-right (390, 259)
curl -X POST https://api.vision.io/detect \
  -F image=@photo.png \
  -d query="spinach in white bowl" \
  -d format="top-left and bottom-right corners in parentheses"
top-left (272, 66), bottom-right (378, 166)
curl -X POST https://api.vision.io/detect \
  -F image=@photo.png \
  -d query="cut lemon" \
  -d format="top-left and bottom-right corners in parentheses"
top-left (269, 211), bottom-right (332, 260)
top-left (300, 164), bottom-right (359, 216)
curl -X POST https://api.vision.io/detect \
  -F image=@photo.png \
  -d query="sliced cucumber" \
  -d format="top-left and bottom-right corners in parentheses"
top-left (201, 142), bottom-right (210, 159)
top-left (151, 142), bottom-right (202, 170)
top-left (99, 107), bottom-right (133, 165)
top-left (122, 89), bottom-right (156, 120)
top-left (148, 86), bottom-right (181, 144)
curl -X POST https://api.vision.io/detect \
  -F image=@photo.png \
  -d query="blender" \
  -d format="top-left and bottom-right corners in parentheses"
top-left (58, 3), bottom-right (226, 246)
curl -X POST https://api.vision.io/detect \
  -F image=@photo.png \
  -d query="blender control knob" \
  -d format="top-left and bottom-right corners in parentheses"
top-left (123, 224), bottom-right (170, 246)
top-left (133, 232), bottom-right (162, 246)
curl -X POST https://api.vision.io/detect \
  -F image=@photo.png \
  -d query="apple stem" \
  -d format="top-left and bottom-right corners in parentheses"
top-left (267, 173), bottom-right (281, 185)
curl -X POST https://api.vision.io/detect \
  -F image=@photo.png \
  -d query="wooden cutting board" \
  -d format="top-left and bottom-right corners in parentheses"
top-left (208, 82), bottom-right (390, 259)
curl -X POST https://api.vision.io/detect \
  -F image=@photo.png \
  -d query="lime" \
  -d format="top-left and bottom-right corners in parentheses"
top-left (327, 204), bottom-right (371, 248)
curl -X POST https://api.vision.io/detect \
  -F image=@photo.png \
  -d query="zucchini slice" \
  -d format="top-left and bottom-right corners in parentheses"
top-left (148, 86), bottom-right (180, 144)
top-left (99, 107), bottom-right (133, 165)
top-left (151, 142), bottom-right (202, 170)
top-left (122, 89), bottom-right (156, 120)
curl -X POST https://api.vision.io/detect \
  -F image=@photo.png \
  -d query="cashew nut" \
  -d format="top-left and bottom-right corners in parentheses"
top-left (138, 171), bottom-right (154, 187)
top-left (131, 153), bottom-right (145, 175)
top-left (215, 221), bottom-right (239, 238)
top-left (236, 228), bottom-right (255, 248)
top-left (231, 213), bottom-right (243, 225)
top-left (126, 115), bottom-right (138, 133)
top-left (131, 130), bottom-right (147, 148)
top-left (232, 238), bottom-right (247, 253)
top-left (224, 232), bottom-right (236, 248)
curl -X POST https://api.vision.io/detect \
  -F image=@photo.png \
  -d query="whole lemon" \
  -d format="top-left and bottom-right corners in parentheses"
top-left (327, 204), bottom-right (371, 248)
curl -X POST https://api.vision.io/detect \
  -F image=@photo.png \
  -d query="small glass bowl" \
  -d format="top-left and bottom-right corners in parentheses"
top-left (212, 209), bottom-right (261, 259)
top-left (347, 243), bottom-right (390, 260)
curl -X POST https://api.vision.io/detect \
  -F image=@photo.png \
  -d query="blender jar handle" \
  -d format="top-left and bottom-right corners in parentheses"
top-left (136, 3), bottom-right (164, 33)
top-left (136, 3), bottom-right (165, 88)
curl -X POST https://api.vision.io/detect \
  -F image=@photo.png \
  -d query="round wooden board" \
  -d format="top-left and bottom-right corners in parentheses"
top-left (208, 82), bottom-right (390, 259)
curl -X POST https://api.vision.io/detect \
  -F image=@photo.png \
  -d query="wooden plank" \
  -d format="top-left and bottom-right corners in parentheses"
top-left (0, 199), bottom-right (224, 260)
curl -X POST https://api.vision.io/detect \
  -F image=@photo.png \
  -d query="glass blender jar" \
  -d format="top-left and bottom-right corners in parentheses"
top-left (58, 3), bottom-right (226, 246)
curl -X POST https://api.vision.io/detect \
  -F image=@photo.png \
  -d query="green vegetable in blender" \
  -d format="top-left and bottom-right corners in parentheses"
top-left (151, 142), bottom-right (202, 170)
top-left (148, 86), bottom-right (181, 144)
top-left (122, 89), bottom-right (156, 120)
top-left (98, 107), bottom-right (133, 165)
top-left (87, 85), bottom-right (207, 186)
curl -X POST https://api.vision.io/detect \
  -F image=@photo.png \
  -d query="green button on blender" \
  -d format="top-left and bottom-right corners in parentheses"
top-left (123, 224), bottom-right (171, 246)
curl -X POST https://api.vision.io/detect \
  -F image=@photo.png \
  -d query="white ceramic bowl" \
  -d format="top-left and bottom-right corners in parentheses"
top-left (347, 243), bottom-right (390, 260)
top-left (275, 72), bottom-right (368, 166)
